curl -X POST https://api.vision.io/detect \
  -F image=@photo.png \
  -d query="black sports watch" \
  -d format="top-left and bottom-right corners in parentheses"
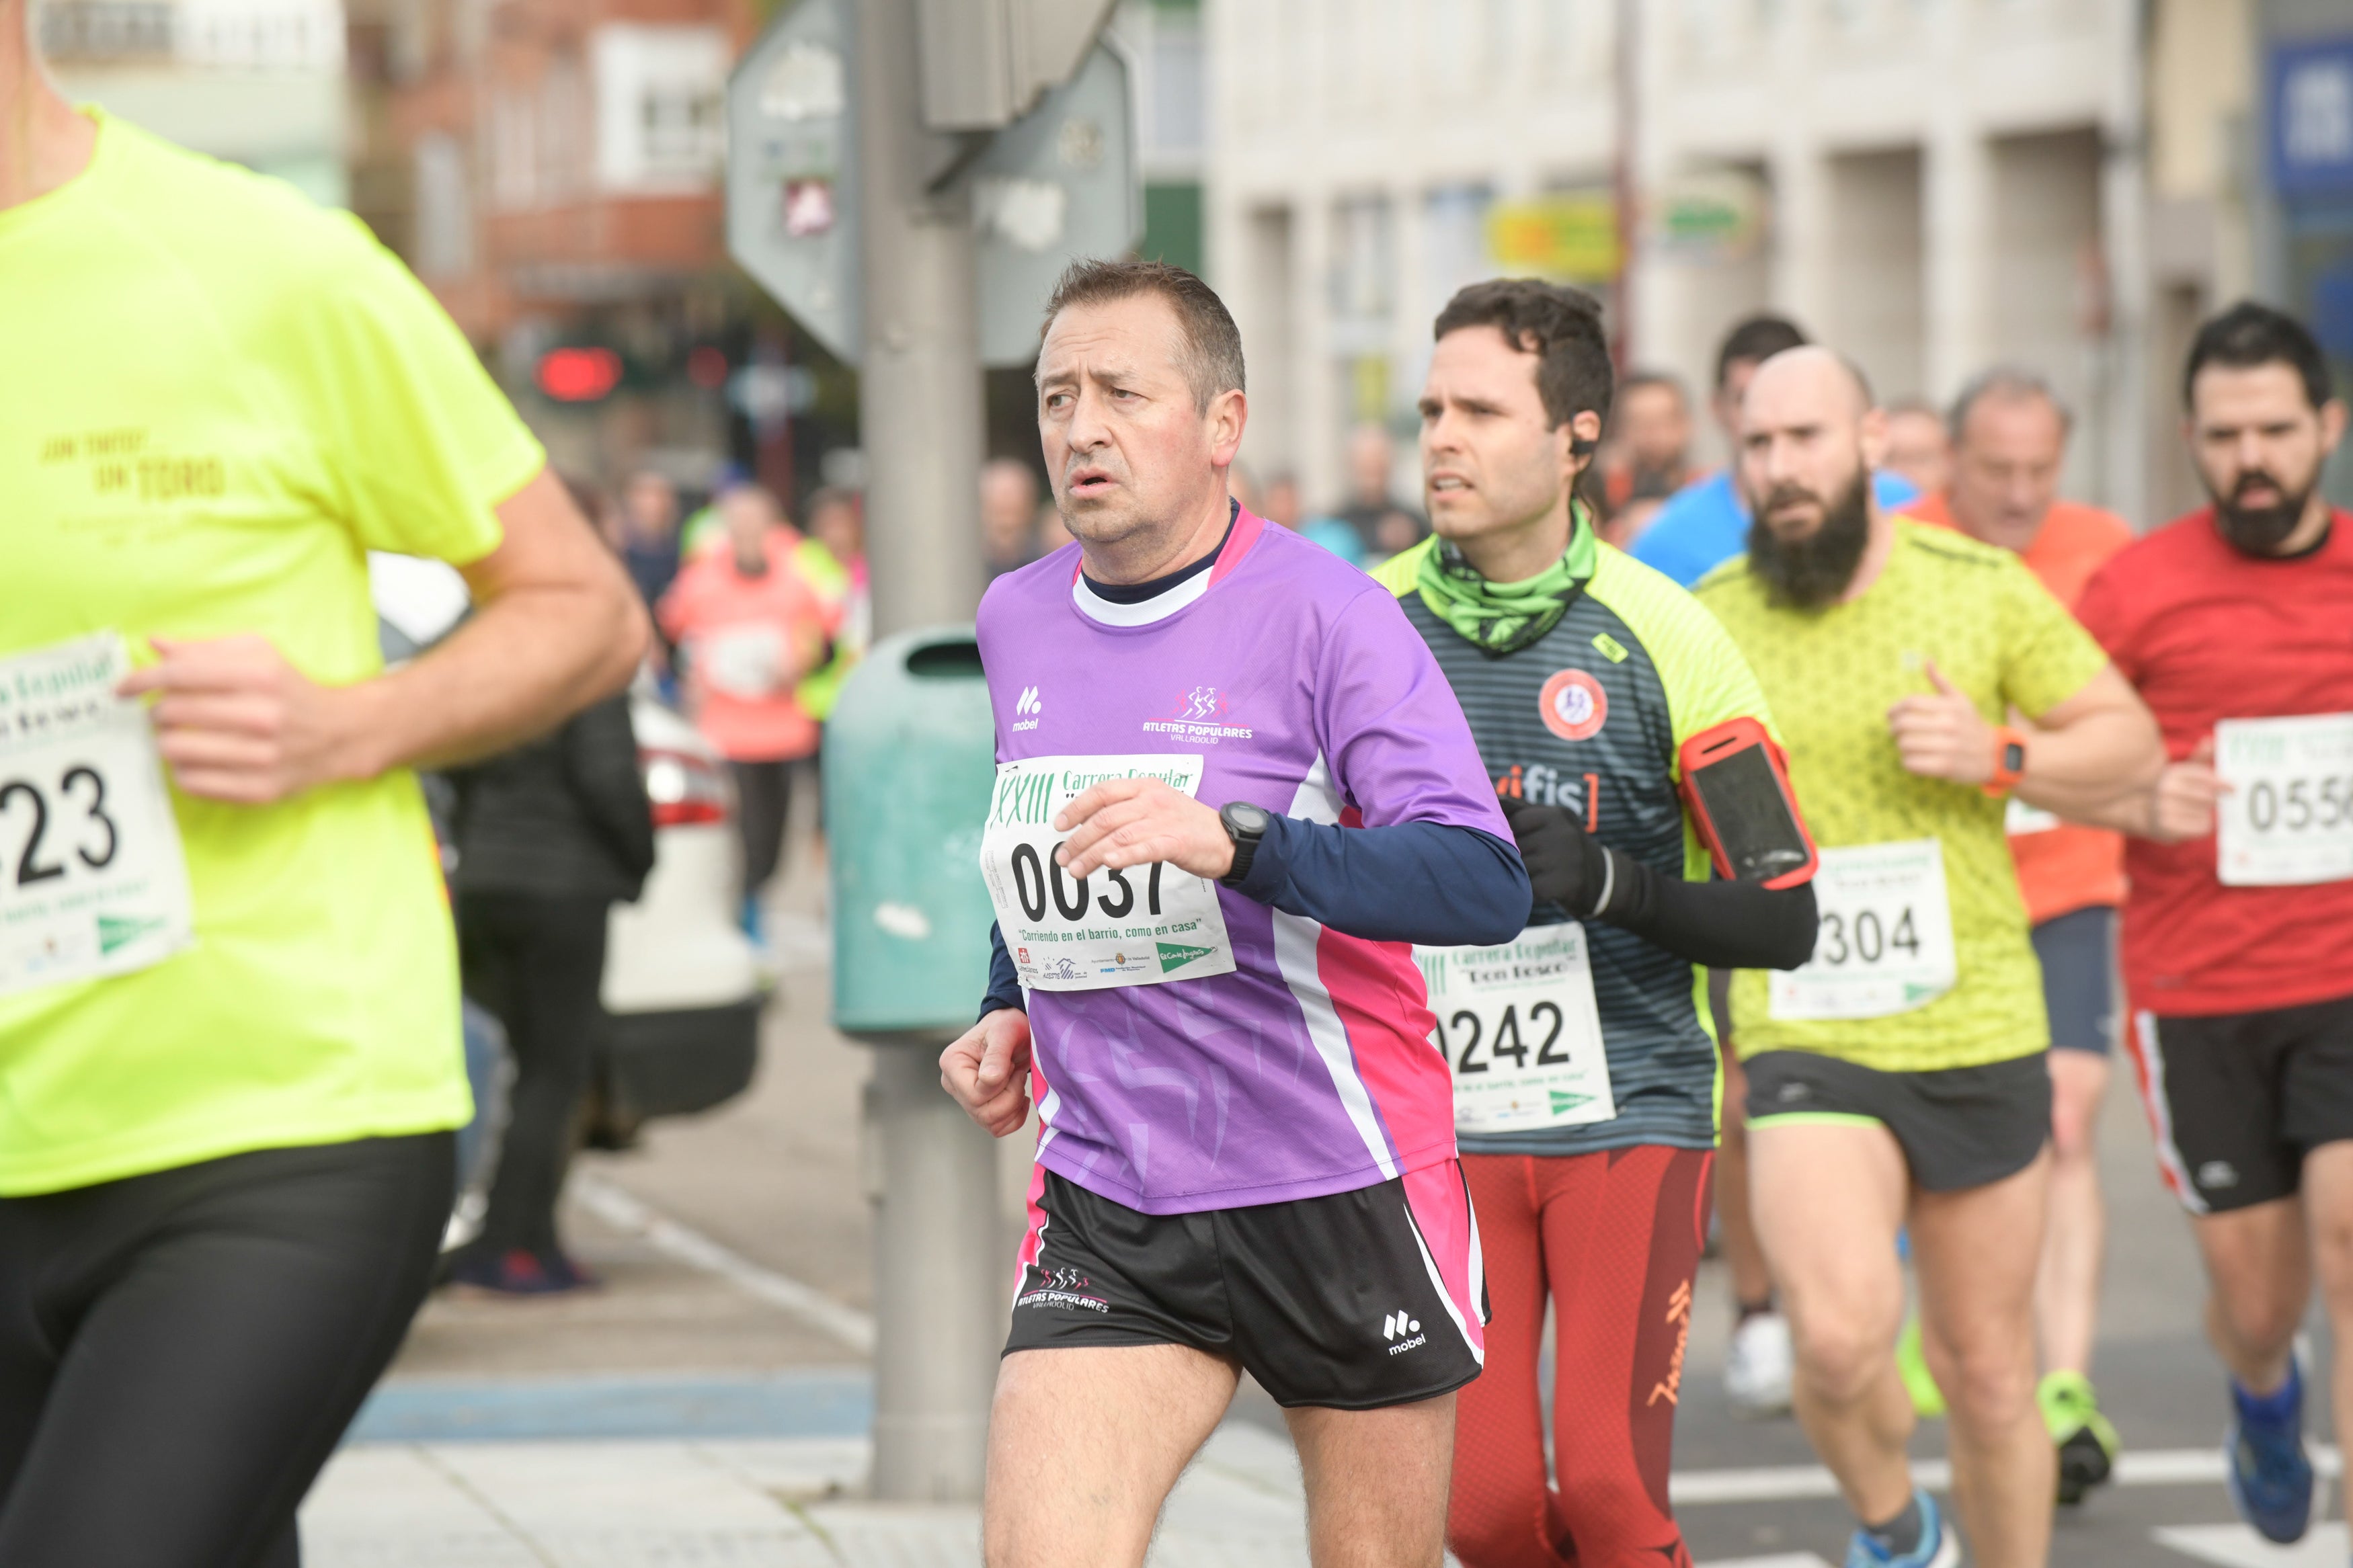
top-left (1218, 801), bottom-right (1273, 887)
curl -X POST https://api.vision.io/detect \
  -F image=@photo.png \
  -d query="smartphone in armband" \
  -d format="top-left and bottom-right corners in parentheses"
top-left (1677, 718), bottom-right (1819, 889)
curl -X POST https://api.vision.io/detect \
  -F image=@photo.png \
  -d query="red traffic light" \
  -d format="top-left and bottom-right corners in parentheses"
top-left (536, 346), bottom-right (623, 403)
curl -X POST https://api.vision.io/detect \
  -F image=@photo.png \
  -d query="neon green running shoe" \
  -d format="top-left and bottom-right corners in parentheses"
top-left (2040, 1370), bottom-right (2121, 1505)
top-left (1897, 1313), bottom-right (1946, 1417)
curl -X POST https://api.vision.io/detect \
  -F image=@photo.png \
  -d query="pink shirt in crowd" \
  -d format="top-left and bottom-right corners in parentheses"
top-left (657, 530), bottom-right (843, 763)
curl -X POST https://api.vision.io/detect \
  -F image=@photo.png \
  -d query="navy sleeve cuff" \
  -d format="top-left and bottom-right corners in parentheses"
top-left (980, 921), bottom-right (1023, 1020)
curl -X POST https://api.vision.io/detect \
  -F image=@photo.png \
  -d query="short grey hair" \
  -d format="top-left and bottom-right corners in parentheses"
top-left (1948, 366), bottom-right (2073, 445)
top-left (1039, 257), bottom-right (1246, 413)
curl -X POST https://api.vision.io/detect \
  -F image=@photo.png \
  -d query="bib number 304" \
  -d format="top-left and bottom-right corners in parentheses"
top-left (1417, 924), bottom-right (1613, 1134)
top-left (1769, 838), bottom-right (1957, 1022)
top-left (0, 634), bottom-right (195, 997)
top-left (979, 753), bottom-right (1236, 992)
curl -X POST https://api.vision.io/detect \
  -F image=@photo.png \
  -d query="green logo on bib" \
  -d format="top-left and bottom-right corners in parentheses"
top-left (1548, 1090), bottom-right (1593, 1116)
top-left (97, 914), bottom-right (165, 955)
top-left (1157, 942), bottom-right (1215, 973)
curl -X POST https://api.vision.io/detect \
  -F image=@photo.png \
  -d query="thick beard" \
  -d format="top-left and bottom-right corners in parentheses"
top-left (1747, 468), bottom-right (1872, 610)
top-left (2210, 470), bottom-right (2318, 556)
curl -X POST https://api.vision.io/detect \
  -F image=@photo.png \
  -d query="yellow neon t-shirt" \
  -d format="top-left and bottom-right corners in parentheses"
top-left (0, 112), bottom-right (546, 1194)
top-left (1694, 519), bottom-right (2111, 1073)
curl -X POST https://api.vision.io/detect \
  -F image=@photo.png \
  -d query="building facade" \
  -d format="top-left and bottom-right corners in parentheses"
top-left (1204, 0), bottom-right (2219, 526)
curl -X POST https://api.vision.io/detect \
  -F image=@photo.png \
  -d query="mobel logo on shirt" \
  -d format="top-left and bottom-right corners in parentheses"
top-left (1140, 685), bottom-right (1253, 745)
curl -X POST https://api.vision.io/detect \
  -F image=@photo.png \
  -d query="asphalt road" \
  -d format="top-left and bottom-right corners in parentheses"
top-left (376, 850), bottom-right (2342, 1566)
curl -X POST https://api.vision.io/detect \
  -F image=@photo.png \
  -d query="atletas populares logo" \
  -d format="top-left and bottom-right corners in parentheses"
top-left (1141, 685), bottom-right (1253, 745)
top-left (1538, 669), bottom-right (1607, 742)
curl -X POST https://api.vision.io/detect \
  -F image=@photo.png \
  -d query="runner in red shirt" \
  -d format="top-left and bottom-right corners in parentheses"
top-left (1910, 369), bottom-right (2133, 1501)
top-left (2073, 302), bottom-right (2352, 1547)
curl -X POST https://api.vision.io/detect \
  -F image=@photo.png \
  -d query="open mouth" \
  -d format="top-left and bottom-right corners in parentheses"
top-left (1066, 466), bottom-right (1117, 499)
top-left (1429, 474), bottom-right (1472, 496)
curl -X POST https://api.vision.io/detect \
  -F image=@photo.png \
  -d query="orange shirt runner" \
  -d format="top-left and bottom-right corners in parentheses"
top-left (1910, 495), bottom-right (2133, 925)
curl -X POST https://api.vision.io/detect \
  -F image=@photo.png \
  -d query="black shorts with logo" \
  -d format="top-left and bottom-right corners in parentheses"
top-left (1743, 1049), bottom-right (2051, 1192)
top-left (1004, 1165), bottom-right (1487, 1409)
top-left (2128, 995), bottom-right (2353, 1214)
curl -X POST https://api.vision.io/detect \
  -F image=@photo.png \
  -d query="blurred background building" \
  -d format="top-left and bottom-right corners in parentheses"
top-left (37, 0), bottom-right (2353, 522)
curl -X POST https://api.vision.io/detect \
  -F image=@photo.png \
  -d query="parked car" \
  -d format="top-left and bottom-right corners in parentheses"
top-left (368, 554), bottom-right (766, 1217)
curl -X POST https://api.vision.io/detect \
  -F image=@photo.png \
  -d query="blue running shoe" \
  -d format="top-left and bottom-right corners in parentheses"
top-left (1843, 1489), bottom-right (1959, 1568)
top-left (2225, 1356), bottom-right (2313, 1544)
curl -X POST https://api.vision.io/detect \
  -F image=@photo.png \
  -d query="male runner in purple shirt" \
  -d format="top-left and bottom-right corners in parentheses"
top-left (939, 259), bottom-right (1529, 1566)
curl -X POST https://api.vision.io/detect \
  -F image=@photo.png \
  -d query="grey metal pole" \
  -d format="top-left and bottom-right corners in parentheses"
top-left (850, 0), bottom-right (1000, 1506)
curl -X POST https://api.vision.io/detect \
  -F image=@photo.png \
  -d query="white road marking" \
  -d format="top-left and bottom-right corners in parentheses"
top-left (571, 1175), bottom-right (877, 1354)
top-left (1673, 1446), bottom-right (2343, 1505)
top-left (2152, 1522), bottom-right (2348, 1566)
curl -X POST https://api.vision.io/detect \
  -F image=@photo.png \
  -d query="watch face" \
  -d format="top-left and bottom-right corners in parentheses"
top-left (2003, 742), bottom-right (2026, 774)
top-left (1228, 802), bottom-right (1271, 834)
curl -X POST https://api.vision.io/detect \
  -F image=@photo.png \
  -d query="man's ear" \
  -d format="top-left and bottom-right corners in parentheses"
top-left (1564, 409), bottom-right (1603, 481)
top-left (1207, 388), bottom-right (1249, 469)
top-left (2321, 397), bottom-right (2348, 456)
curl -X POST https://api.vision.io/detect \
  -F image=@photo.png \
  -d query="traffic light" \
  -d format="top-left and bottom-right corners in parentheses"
top-left (914, 0), bottom-right (1115, 130)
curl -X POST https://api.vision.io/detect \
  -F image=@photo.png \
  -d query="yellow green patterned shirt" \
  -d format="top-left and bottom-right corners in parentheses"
top-left (1694, 519), bottom-right (2111, 1072)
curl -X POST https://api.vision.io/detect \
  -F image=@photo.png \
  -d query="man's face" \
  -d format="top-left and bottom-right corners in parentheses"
top-left (721, 490), bottom-right (776, 569)
top-left (1616, 382), bottom-right (1690, 474)
top-left (1349, 426), bottom-right (1394, 505)
top-left (2186, 363), bottom-right (2345, 554)
top-left (625, 474), bottom-right (677, 538)
top-left (980, 463), bottom-right (1037, 548)
top-left (1950, 394), bottom-right (2066, 553)
top-left (1417, 326), bottom-right (1587, 548)
top-left (1737, 351), bottom-right (1885, 608)
top-left (1883, 409), bottom-right (1952, 498)
top-left (1035, 295), bottom-right (1241, 550)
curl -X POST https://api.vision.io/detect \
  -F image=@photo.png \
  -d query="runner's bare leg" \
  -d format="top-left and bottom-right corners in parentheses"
top-left (1716, 1040), bottom-right (1776, 1309)
top-left (1749, 1121), bottom-right (1914, 1525)
top-left (984, 1344), bottom-right (1236, 1568)
top-left (2192, 1195), bottom-right (2309, 1397)
top-left (2036, 1050), bottom-right (2108, 1376)
top-left (1286, 1393), bottom-right (1456, 1568)
top-left (1912, 1149), bottom-right (2055, 1568)
top-left (2298, 1143), bottom-right (2353, 1474)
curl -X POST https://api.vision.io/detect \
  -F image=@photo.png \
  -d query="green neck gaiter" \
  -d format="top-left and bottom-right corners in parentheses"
top-left (1415, 505), bottom-right (1599, 655)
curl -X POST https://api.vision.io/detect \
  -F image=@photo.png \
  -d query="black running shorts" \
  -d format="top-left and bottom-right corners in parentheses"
top-left (2127, 994), bottom-right (2353, 1214)
top-left (1004, 1163), bottom-right (1488, 1409)
top-left (2033, 905), bottom-right (2118, 1056)
top-left (1743, 1049), bottom-right (2051, 1192)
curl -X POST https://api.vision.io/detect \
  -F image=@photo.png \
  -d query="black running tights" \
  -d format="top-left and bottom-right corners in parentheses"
top-left (0, 1133), bottom-right (454, 1567)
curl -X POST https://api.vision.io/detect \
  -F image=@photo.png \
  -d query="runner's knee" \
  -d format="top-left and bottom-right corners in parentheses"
top-left (1789, 1305), bottom-right (1899, 1404)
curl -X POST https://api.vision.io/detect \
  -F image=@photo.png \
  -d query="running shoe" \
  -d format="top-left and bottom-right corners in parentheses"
top-left (2224, 1355), bottom-right (2313, 1544)
top-left (2040, 1370), bottom-right (2120, 1505)
top-left (1725, 1309), bottom-right (1794, 1417)
top-left (1843, 1488), bottom-right (1959, 1568)
top-left (1897, 1313), bottom-right (1946, 1418)
top-left (447, 1247), bottom-right (600, 1296)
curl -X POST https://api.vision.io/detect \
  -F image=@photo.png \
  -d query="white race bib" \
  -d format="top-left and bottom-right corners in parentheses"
top-left (0, 634), bottom-right (195, 997)
top-left (2004, 796), bottom-right (2061, 837)
top-left (1418, 923), bottom-right (1613, 1134)
top-left (2215, 713), bottom-right (2353, 886)
top-left (697, 624), bottom-right (789, 699)
top-left (1769, 838), bottom-right (1956, 1022)
top-left (980, 754), bottom-right (1236, 991)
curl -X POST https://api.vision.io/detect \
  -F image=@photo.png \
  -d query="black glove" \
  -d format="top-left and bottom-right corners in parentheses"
top-left (1499, 796), bottom-right (1616, 918)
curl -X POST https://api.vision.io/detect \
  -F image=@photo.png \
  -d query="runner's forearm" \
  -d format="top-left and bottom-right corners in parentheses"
top-left (1591, 856), bottom-right (1819, 970)
top-left (2011, 673), bottom-right (2164, 822)
top-left (1230, 815), bottom-right (1529, 946)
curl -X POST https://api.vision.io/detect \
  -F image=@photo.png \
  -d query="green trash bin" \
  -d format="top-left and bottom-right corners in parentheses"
top-left (824, 624), bottom-right (997, 1044)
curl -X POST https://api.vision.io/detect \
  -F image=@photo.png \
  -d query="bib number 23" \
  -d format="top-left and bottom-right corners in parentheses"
top-left (0, 634), bottom-right (195, 997)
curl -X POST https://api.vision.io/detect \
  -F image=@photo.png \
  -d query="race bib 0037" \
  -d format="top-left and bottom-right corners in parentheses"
top-left (2215, 713), bottom-right (2353, 886)
top-left (1769, 838), bottom-right (1956, 1022)
top-left (1418, 923), bottom-right (1613, 1134)
top-left (979, 754), bottom-right (1236, 992)
top-left (0, 634), bottom-right (195, 997)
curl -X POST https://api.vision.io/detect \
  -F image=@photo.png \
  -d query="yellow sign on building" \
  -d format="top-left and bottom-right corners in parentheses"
top-left (1486, 195), bottom-right (1622, 282)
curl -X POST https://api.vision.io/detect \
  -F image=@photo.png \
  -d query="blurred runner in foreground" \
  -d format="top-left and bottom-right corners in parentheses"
top-left (941, 259), bottom-right (1528, 1568)
top-left (1696, 347), bottom-right (2161, 1568)
top-left (2073, 303), bottom-right (2353, 1549)
top-left (1911, 369), bottom-right (2132, 1501)
top-left (0, 45), bottom-right (645, 1567)
top-left (1380, 278), bottom-right (1819, 1567)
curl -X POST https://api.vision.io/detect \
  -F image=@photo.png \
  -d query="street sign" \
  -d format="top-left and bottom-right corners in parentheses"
top-left (1650, 169), bottom-right (1768, 261)
top-left (971, 42), bottom-right (1138, 367)
top-left (916, 0), bottom-right (1116, 130)
top-left (726, 0), bottom-right (861, 364)
top-left (2271, 37), bottom-right (2353, 197)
